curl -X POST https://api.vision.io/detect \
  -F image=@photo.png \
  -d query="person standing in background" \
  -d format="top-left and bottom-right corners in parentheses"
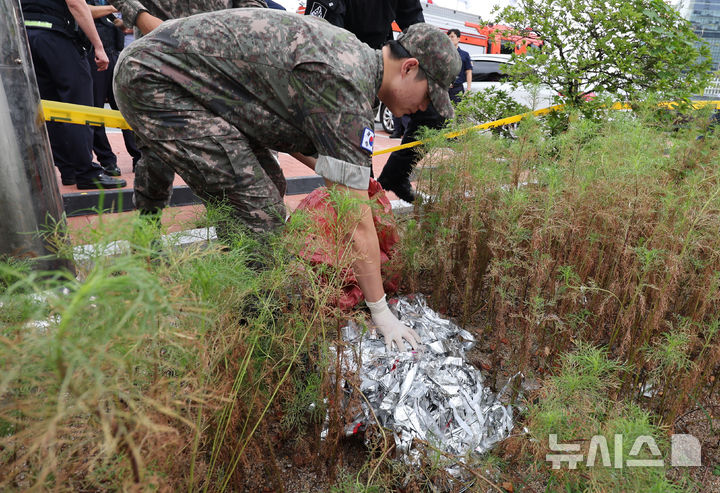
top-left (86, 0), bottom-right (141, 176)
top-left (447, 28), bottom-right (472, 103)
top-left (304, 0), bottom-right (424, 50)
top-left (21, 0), bottom-right (126, 189)
top-left (389, 113), bottom-right (408, 138)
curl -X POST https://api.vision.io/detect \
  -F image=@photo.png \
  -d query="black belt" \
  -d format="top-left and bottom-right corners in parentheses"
top-left (23, 12), bottom-right (76, 38)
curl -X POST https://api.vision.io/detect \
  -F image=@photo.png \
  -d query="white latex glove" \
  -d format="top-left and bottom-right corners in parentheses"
top-left (366, 295), bottom-right (421, 351)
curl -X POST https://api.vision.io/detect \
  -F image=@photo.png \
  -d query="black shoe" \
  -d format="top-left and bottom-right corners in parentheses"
top-left (391, 180), bottom-right (415, 203)
top-left (76, 173), bottom-right (127, 190)
top-left (61, 177), bottom-right (76, 186)
top-left (389, 132), bottom-right (403, 139)
top-left (101, 163), bottom-right (121, 176)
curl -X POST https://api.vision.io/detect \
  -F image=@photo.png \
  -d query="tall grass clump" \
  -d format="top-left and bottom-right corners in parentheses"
top-left (0, 188), bottom-right (381, 490)
top-left (0, 246), bottom-right (196, 488)
top-left (400, 105), bottom-right (720, 420)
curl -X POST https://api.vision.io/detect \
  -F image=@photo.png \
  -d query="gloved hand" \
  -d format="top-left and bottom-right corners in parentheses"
top-left (366, 295), bottom-right (421, 351)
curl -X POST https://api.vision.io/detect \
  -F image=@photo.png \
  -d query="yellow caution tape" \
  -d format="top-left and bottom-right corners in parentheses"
top-left (41, 100), bottom-right (132, 130)
top-left (41, 99), bottom-right (720, 156)
top-left (373, 100), bottom-right (720, 156)
top-left (372, 104), bottom-right (567, 155)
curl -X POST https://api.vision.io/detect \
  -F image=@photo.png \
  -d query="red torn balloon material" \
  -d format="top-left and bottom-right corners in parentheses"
top-left (294, 178), bottom-right (401, 310)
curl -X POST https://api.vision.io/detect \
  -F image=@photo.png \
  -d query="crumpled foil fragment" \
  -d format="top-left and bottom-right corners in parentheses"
top-left (327, 294), bottom-right (515, 464)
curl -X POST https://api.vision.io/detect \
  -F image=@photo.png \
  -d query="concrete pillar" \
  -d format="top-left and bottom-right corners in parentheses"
top-left (0, 0), bottom-right (74, 272)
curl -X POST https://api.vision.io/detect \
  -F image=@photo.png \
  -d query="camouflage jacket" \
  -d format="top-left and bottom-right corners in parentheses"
top-left (109, 0), bottom-right (267, 28)
top-left (117, 9), bottom-right (381, 189)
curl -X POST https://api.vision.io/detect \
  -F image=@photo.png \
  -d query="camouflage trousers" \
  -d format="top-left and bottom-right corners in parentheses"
top-left (114, 58), bottom-right (286, 234)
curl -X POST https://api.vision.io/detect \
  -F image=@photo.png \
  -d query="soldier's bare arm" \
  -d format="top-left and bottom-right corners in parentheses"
top-left (290, 152), bottom-right (317, 171)
top-left (326, 180), bottom-right (385, 302)
top-left (328, 180), bottom-right (421, 350)
top-left (88, 4), bottom-right (118, 19)
top-left (135, 11), bottom-right (162, 34)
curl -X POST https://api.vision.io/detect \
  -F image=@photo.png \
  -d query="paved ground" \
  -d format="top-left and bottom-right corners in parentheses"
top-left (60, 126), bottom-right (406, 236)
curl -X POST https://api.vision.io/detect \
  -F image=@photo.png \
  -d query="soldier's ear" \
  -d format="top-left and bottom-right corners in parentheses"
top-left (401, 58), bottom-right (420, 77)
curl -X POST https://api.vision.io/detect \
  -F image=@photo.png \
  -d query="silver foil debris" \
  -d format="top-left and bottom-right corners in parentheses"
top-left (329, 294), bottom-right (515, 463)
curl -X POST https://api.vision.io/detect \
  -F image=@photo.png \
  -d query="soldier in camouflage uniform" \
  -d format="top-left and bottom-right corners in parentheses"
top-left (106, 0), bottom-right (268, 205)
top-left (114, 9), bottom-right (460, 350)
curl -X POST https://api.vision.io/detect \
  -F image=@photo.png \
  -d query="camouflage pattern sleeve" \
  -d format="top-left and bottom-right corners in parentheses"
top-left (232, 0), bottom-right (268, 7)
top-left (108, 0), bottom-right (147, 27)
top-left (306, 111), bottom-right (374, 190)
top-left (109, 0), bottom-right (267, 28)
top-left (290, 62), bottom-right (376, 190)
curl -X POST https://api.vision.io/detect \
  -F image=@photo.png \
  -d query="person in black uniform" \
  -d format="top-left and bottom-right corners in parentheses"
top-left (305, 0), bottom-right (442, 203)
top-left (22, 0), bottom-right (126, 189)
top-left (86, 0), bottom-right (141, 176)
top-left (389, 113), bottom-right (408, 138)
top-left (305, 0), bottom-right (424, 50)
top-left (378, 105), bottom-right (444, 202)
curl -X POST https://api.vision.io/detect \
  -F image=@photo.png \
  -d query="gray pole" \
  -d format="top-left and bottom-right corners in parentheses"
top-left (0, 0), bottom-right (74, 273)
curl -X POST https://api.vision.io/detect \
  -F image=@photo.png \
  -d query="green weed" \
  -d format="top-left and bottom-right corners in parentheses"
top-left (529, 345), bottom-right (683, 492)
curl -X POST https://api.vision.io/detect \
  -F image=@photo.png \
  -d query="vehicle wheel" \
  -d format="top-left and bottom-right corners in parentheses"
top-left (381, 104), bottom-right (394, 134)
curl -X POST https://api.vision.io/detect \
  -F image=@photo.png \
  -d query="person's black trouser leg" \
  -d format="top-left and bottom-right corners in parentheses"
top-left (27, 29), bottom-right (103, 183)
top-left (390, 115), bottom-right (405, 137)
top-left (449, 87), bottom-right (464, 104)
top-left (91, 125), bottom-right (117, 167)
top-left (103, 51), bottom-right (142, 168)
top-left (378, 107), bottom-right (445, 201)
top-left (90, 50), bottom-right (119, 166)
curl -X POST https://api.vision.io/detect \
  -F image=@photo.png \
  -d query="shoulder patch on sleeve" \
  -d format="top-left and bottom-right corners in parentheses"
top-left (309, 2), bottom-right (328, 17)
top-left (360, 127), bottom-right (375, 154)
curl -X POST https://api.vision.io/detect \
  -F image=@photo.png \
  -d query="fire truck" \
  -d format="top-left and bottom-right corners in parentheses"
top-left (408, 1), bottom-right (541, 56)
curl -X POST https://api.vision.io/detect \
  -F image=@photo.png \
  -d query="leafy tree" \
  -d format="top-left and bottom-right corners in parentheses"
top-left (452, 87), bottom-right (530, 138)
top-left (494, 0), bottom-right (713, 106)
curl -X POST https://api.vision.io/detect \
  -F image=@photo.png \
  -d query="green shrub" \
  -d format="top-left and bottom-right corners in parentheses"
top-left (452, 87), bottom-right (530, 138)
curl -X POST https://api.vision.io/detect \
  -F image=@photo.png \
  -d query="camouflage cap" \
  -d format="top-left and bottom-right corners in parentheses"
top-left (396, 23), bottom-right (461, 119)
